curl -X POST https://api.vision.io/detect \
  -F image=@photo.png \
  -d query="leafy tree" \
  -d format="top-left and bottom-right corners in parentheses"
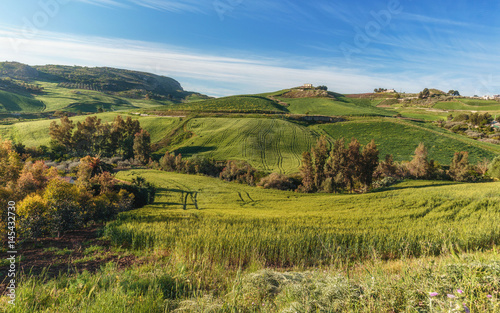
top-left (311, 136), bottom-right (329, 189)
top-left (359, 140), bottom-right (379, 190)
top-left (17, 194), bottom-right (49, 240)
top-left (487, 156), bottom-right (500, 179)
top-left (73, 116), bottom-right (101, 155)
top-left (407, 143), bottom-right (429, 179)
top-left (43, 178), bottom-right (85, 237)
top-left (298, 151), bottom-right (314, 193)
top-left (449, 151), bottom-right (472, 182)
top-left (133, 129), bottom-right (151, 165)
top-left (122, 117), bottom-right (141, 159)
top-left (160, 151), bottom-right (176, 172)
top-left (375, 154), bottom-right (398, 179)
top-left (324, 138), bottom-right (348, 193)
top-left (0, 140), bottom-right (22, 187)
top-left (49, 116), bottom-right (74, 151)
top-left (16, 161), bottom-right (52, 198)
top-left (346, 138), bottom-right (361, 191)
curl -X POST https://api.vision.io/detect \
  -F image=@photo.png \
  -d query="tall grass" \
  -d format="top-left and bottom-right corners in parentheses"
top-left (108, 170), bottom-right (500, 268)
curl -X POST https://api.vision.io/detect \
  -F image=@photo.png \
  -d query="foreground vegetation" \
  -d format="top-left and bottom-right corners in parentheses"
top-left (3, 171), bottom-right (500, 312)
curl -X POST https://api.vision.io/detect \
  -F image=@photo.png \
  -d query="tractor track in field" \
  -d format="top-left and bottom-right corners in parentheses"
top-left (274, 120), bottom-right (285, 174)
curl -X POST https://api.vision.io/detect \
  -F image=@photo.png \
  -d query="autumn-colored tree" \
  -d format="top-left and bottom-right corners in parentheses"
top-left (407, 143), bottom-right (429, 179)
top-left (43, 178), bottom-right (85, 237)
top-left (375, 154), bottom-right (398, 179)
top-left (16, 160), bottom-right (51, 197)
top-left (0, 140), bottom-right (22, 187)
top-left (298, 151), bottom-right (314, 193)
top-left (133, 129), bottom-right (151, 165)
top-left (17, 194), bottom-right (49, 240)
top-left (77, 156), bottom-right (112, 188)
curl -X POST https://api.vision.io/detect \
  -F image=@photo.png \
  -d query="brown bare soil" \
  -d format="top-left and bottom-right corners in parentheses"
top-left (0, 225), bottom-right (141, 294)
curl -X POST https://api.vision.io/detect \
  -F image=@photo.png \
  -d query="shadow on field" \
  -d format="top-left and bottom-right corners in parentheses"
top-left (372, 181), bottom-right (458, 193)
top-left (173, 145), bottom-right (216, 157)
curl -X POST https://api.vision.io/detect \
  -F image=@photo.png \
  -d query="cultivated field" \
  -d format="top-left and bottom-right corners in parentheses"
top-left (317, 118), bottom-right (500, 164)
top-left (110, 170), bottom-right (500, 266)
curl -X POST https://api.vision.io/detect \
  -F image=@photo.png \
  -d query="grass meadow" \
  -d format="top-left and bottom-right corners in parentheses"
top-left (4, 170), bottom-right (500, 312)
top-left (317, 118), bottom-right (500, 164)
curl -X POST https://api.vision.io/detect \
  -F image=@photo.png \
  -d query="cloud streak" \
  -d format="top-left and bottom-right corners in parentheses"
top-left (1, 27), bottom-right (499, 97)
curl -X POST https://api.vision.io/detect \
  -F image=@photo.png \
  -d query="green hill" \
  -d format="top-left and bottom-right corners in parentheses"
top-left (0, 62), bottom-right (208, 114)
top-left (156, 95), bottom-right (287, 113)
top-left (278, 96), bottom-right (392, 116)
top-left (317, 118), bottom-right (500, 164)
top-left (0, 90), bottom-right (45, 112)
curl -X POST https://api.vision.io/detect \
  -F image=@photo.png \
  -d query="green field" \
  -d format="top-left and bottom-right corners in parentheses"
top-left (174, 117), bottom-right (317, 173)
top-left (4, 170), bottom-right (500, 312)
top-left (0, 90), bottom-right (45, 112)
top-left (158, 95), bottom-right (287, 113)
top-left (110, 170), bottom-right (500, 265)
top-left (0, 113), bottom-right (181, 147)
top-left (434, 99), bottom-right (500, 111)
top-left (317, 118), bottom-right (500, 164)
top-left (282, 97), bottom-right (391, 116)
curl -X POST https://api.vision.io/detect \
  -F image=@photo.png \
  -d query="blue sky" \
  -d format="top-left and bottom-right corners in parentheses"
top-left (0, 0), bottom-right (499, 96)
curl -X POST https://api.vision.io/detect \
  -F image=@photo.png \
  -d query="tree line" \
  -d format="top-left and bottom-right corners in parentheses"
top-left (49, 115), bottom-right (151, 163)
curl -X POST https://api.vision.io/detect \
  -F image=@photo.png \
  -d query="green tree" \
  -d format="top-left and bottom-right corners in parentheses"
top-left (49, 116), bottom-right (74, 151)
top-left (133, 129), bottom-right (151, 165)
top-left (346, 138), bottom-right (361, 191)
top-left (298, 151), bottom-right (314, 193)
top-left (359, 139), bottom-right (379, 190)
top-left (311, 136), bottom-right (329, 189)
top-left (487, 156), bottom-right (500, 179)
top-left (449, 151), bottom-right (471, 181)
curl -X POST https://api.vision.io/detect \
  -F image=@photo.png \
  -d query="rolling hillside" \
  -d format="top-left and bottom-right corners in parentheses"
top-left (317, 118), bottom-right (500, 164)
top-left (0, 62), bottom-right (208, 113)
top-left (154, 95), bottom-right (287, 113)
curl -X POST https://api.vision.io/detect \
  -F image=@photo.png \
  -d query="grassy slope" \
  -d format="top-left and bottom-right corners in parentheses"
top-left (112, 170), bottom-right (500, 264)
top-left (2, 113), bottom-right (181, 147)
top-left (434, 99), bottom-right (500, 111)
top-left (0, 90), bottom-right (45, 112)
top-left (282, 97), bottom-right (392, 116)
top-left (317, 118), bottom-right (500, 164)
top-left (157, 95), bottom-right (287, 113)
top-left (173, 117), bottom-right (317, 173)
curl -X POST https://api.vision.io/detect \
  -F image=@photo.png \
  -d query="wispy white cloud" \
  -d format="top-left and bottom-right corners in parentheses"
top-left (127, 0), bottom-right (206, 13)
top-left (1, 27), bottom-right (499, 97)
top-left (75, 0), bottom-right (130, 9)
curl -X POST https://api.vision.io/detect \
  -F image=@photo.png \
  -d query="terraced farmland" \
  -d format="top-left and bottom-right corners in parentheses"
top-left (317, 118), bottom-right (500, 164)
top-left (173, 117), bottom-right (317, 173)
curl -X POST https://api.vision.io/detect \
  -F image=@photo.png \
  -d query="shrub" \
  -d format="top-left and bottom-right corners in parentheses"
top-left (257, 173), bottom-right (296, 191)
